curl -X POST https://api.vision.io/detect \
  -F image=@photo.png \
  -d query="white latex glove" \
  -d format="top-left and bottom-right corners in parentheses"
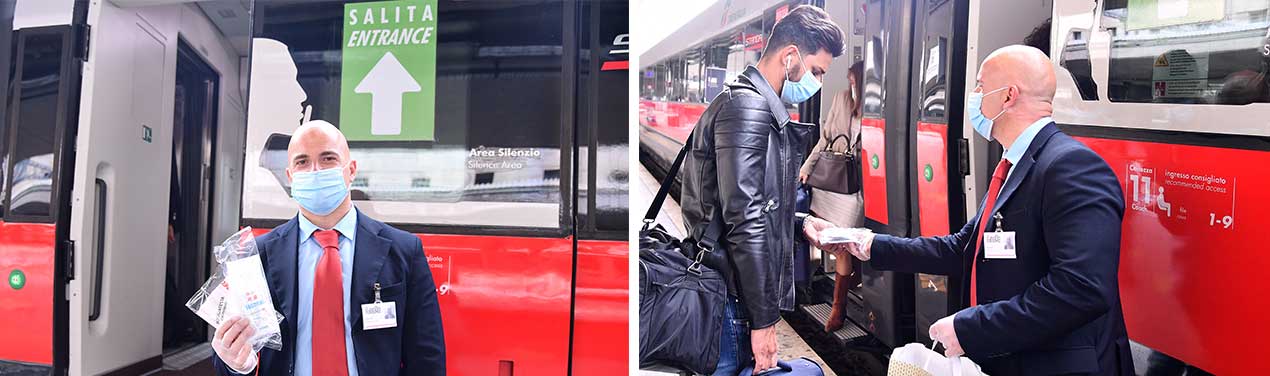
top-left (212, 316), bottom-right (259, 374)
top-left (929, 314), bottom-right (965, 357)
top-left (830, 228), bottom-right (874, 261)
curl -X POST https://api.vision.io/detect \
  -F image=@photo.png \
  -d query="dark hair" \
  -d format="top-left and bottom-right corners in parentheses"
top-left (762, 5), bottom-right (846, 59)
top-left (1023, 18), bottom-right (1051, 57)
top-left (849, 60), bottom-right (864, 117)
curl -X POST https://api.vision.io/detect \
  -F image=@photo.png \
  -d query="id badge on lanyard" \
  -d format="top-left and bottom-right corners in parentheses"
top-left (983, 212), bottom-right (1017, 259)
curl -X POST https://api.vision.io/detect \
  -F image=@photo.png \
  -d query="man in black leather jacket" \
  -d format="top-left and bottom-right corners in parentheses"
top-left (678, 5), bottom-right (847, 374)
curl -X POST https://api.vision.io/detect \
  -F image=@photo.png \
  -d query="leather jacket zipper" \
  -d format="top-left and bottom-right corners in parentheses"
top-left (777, 131), bottom-right (792, 306)
top-left (763, 199), bottom-right (778, 213)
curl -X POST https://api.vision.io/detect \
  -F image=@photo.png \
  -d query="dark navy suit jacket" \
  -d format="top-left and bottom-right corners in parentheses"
top-left (215, 211), bottom-right (445, 375)
top-left (871, 123), bottom-right (1134, 375)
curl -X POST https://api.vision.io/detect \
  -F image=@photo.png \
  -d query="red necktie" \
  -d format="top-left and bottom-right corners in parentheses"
top-left (312, 229), bottom-right (350, 376)
top-left (970, 159), bottom-right (1012, 306)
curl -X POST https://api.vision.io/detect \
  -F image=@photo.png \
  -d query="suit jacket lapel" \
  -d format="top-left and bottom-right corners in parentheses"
top-left (262, 218), bottom-right (300, 348)
top-left (989, 123), bottom-right (1060, 219)
top-left (349, 211), bottom-right (391, 332)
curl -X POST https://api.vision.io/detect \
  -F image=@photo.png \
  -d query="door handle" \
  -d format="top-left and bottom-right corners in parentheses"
top-left (90, 179), bottom-right (106, 321)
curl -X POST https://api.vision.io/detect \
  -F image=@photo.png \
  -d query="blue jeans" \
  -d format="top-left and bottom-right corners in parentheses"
top-left (713, 296), bottom-right (753, 376)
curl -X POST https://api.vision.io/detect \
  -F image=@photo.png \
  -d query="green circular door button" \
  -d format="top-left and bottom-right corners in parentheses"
top-left (924, 164), bottom-right (934, 182)
top-left (870, 154), bottom-right (880, 169)
top-left (8, 269), bottom-right (25, 290)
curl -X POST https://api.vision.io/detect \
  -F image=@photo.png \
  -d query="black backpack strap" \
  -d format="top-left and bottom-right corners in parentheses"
top-left (637, 132), bottom-right (725, 275)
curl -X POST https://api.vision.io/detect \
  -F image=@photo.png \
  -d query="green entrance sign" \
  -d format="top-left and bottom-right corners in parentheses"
top-left (8, 269), bottom-right (24, 290)
top-left (923, 164), bottom-right (934, 182)
top-left (340, 0), bottom-right (438, 141)
top-left (870, 154), bottom-right (880, 169)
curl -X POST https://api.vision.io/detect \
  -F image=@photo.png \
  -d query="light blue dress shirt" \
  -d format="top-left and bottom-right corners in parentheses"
top-left (1002, 116), bottom-right (1053, 181)
top-left (296, 208), bottom-right (360, 376)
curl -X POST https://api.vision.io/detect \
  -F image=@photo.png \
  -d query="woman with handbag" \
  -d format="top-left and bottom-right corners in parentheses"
top-left (798, 61), bottom-right (864, 333)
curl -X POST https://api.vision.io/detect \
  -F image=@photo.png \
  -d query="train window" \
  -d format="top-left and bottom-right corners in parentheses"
top-left (685, 56), bottom-right (703, 103)
top-left (576, 0), bottom-right (628, 237)
top-left (919, 36), bottom-right (947, 121)
top-left (0, 52), bottom-right (7, 219)
top-left (1060, 28), bottom-right (1099, 100)
top-left (862, 35), bottom-right (886, 116)
top-left (667, 56), bottom-right (686, 102)
top-left (1104, 0), bottom-right (1270, 104)
top-left (659, 60), bottom-right (673, 101)
top-left (5, 32), bottom-right (64, 220)
top-left (641, 68), bottom-right (653, 99)
top-left (243, 1), bottom-right (568, 230)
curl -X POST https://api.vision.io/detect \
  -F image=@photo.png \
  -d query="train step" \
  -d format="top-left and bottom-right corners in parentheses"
top-left (800, 303), bottom-right (869, 344)
top-left (161, 343), bottom-right (212, 371)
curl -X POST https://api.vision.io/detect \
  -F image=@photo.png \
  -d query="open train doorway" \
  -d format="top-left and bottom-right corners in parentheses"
top-left (162, 40), bottom-right (219, 354)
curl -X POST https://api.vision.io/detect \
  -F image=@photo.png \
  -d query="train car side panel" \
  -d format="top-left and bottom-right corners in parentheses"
top-left (861, 117), bottom-right (889, 225)
top-left (1076, 135), bottom-right (1270, 375)
top-left (0, 221), bottom-right (54, 365)
top-left (915, 122), bottom-right (949, 237)
top-left (570, 239), bottom-right (630, 374)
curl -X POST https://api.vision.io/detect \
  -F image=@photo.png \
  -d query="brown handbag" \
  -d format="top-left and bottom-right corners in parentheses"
top-left (806, 134), bottom-right (862, 194)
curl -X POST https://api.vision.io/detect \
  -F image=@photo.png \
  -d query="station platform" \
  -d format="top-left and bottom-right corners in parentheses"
top-left (635, 165), bottom-right (837, 376)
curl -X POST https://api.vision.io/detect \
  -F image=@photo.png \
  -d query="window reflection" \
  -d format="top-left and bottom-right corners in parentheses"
top-left (9, 32), bottom-right (64, 218)
top-left (244, 1), bottom-right (567, 228)
top-left (919, 37), bottom-right (946, 121)
top-left (1105, 0), bottom-right (1270, 104)
top-left (1061, 28), bottom-right (1099, 100)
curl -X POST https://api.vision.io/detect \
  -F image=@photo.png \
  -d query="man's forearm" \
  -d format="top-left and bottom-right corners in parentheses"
top-left (869, 233), bottom-right (966, 276)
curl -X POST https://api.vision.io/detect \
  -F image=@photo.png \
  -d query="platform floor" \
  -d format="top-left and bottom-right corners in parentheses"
top-left (635, 164), bottom-right (836, 376)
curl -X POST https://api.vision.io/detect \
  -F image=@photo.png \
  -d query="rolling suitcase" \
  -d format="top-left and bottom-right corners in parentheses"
top-left (739, 357), bottom-right (825, 376)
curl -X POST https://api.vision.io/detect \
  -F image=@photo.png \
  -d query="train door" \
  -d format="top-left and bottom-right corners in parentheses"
top-left (959, 0), bottom-right (1054, 213)
top-left (854, 0), bottom-right (917, 348)
top-left (571, 1), bottom-right (631, 373)
top-left (66, 2), bottom-right (173, 373)
top-left (65, 1), bottom-right (249, 373)
top-left (798, 0), bottom-right (872, 345)
top-left (906, 0), bottom-right (971, 347)
top-left (896, 0), bottom-right (1051, 348)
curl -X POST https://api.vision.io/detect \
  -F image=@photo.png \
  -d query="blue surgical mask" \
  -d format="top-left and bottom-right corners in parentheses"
top-left (967, 86), bottom-right (1009, 141)
top-left (780, 48), bottom-right (822, 104)
top-left (290, 165), bottom-right (350, 216)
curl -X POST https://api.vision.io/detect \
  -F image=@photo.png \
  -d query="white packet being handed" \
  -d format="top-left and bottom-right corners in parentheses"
top-left (189, 272), bottom-right (238, 328)
top-left (225, 254), bottom-right (283, 351)
top-left (819, 227), bottom-right (873, 247)
top-left (186, 227), bottom-right (284, 352)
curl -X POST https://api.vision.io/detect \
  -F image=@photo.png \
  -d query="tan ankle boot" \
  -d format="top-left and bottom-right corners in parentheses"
top-left (825, 272), bottom-right (851, 332)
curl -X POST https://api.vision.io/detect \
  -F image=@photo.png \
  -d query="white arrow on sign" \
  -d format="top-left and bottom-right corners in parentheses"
top-left (355, 51), bottom-right (421, 136)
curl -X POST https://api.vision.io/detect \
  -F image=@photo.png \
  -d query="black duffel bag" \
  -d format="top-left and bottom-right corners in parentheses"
top-left (639, 134), bottom-right (727, 375)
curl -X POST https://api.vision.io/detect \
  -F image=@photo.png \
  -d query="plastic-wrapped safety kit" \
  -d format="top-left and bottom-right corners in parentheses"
top-left (186, 227), bottom-right (285, 352)
top-left (819, 227), bottom-right (873, 247)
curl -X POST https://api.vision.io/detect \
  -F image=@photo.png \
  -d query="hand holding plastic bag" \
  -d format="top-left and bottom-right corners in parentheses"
top-left (187, 227), bottom-right (284, 354)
